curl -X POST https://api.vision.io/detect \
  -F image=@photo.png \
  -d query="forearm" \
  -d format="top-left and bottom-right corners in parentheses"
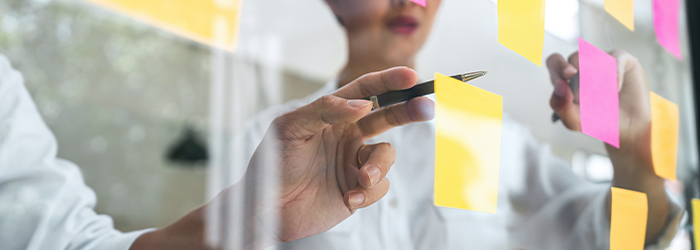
top-left (606, 144), bottom-right (669, 245)
top-left (130, 180), bottom-right (280, 250)
top-left (130, 205), bottom-right (211, 250)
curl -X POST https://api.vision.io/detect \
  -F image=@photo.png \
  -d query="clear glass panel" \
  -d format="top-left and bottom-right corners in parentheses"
top-left (1, 0), bottom-right (696, 249)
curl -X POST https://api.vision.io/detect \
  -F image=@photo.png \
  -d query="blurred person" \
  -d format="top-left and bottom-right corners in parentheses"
top-left (231, 0), bottom-right (683, 249)
top-left (0, 51), bottom-right (428, 249)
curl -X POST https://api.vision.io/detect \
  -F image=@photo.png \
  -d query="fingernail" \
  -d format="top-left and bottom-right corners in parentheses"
top-left (554, 82), bottom-right (567, 97)
top-left (367, 166), bottom-right (381, 187)
top-left (565, 66), bottom-right (578, 75)
top-left (349, 192), bottom-right (365, 208)
top-left (347, 99), bottom-right (372, 108)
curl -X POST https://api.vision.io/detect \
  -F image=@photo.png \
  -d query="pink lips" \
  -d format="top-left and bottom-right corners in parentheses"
top-left (387, 16), bottom-right (419, 35)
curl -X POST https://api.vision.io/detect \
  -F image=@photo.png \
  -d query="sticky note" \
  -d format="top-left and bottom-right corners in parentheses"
top-left (610, 187), bottom-right (648, 250)
top-left (579, 38), bottom-right (620, 148)
top-left (605, 0), bottom-right (635, 31)
top-left (653, 0), bottom-right (682, 60)
top-left (83, 0), bottom-right (242, 51)
top-left (434, 73), bottom-right (502, 213)
top-left (692, 199), bottom-right (700, 247)
top-left (498, 0), bottom-right (545, 66)
top-left (410, 0), bottom-right (426, 7)
top-left (650, 92), bottom-right (679, 180)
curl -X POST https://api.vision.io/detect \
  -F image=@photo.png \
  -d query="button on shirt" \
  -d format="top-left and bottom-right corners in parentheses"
top-left (0, 55), bottom-right (152, 250)
top-left (231, 78), bottom-right (683, 250)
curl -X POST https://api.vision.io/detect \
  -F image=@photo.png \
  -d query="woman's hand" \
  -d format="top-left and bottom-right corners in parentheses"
top-left (249, 66), bottom-right (434, 244)
top-left (546, 50), bottom-right (669, 243)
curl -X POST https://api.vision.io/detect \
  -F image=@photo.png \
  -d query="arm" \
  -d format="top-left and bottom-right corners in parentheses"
top-left (0, 55), bottom-right (151, 250)
top-left (547, 51), bottom-right (671, 244)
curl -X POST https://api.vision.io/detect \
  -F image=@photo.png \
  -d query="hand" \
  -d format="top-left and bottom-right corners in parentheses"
top-left (548, 50), bottom-right (652, 169)
top-left (245, 66), bottom-right (433, 247)
top-left (546, 50), bottom-right (669, 243)
top-left (263, 66), bottom-right (433, 240)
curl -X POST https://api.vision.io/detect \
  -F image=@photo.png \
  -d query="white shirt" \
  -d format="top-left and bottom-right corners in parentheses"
top-left (0, 55), bottom-right (152, 250)
top-left (233, 78), bottom-right (683, 250)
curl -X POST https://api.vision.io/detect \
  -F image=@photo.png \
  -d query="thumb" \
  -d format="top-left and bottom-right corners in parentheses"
top-left (273, 95), bottom-right (373, 140)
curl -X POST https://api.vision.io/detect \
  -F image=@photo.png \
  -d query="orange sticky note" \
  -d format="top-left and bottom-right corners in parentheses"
top-left (434, 73), bottom-right (502, 213)
top-left (692, 199), bottom-right (700, 247)
top-left (650, 92), bottom-right (679, 180)
top-left (498, 0), bottom-right (545, 66)
top-left (605, 0), bottom-right (635, 31)
top-left (611, 187), bottom-right (648, 250)
top-left (83, 0), bottom-right (243, 51)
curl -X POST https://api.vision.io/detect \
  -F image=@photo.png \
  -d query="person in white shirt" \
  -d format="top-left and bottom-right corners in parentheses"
top-left (229, 0), bottom-right (683, 249)
top-left (0, 49), bottom-right (428, 249)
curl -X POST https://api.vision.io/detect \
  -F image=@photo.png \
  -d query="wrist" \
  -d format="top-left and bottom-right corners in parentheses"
top-left (130, 206), bottom-right (209, 250)
top-left (206, 179), bottom-right (281, 250)
top-left (609, 151), bottom-right (663, 194)
top-left (611, 167), bottom-right (665, 195)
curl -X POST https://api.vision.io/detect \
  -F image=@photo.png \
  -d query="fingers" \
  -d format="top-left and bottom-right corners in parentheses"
top-left (357, 96), bottom-right (435, 138)
top-left (273, 95), bottom-right (373, 140)
top-left (273, 67), bottom-right (421, 140)
top-left (546, 53), bottom-right (578, 85)
top-left (567, 51), bottom-right (580, 69)
top-left (548, 51), bottom-right (582, 131)
top-left (357, 142), bottom-right (395, 189)
top-left (344, 177), bottom-right (390, 209)
top-left (550, 83), bottom-right (582, 131)
top-left (609, 49), bottom-right (641, 91)
top-left (334, 67), bottom-right (419, 99)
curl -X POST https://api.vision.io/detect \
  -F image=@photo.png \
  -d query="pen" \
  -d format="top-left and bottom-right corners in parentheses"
top-left (551, 73), bottom-right (580, 122)
top-left (363, 71), bottom-right (488, 110)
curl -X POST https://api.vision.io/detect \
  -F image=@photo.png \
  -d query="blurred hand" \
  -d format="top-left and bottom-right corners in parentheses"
top-left (239, 67), bottom-right (434, 247)
top-left (547, 50), bottom-right (653, 174)
top-left (546, 50), bottom-right (668, 243)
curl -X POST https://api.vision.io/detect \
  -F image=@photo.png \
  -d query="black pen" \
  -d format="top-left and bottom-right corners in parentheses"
top-left (362, 71), bottom-right (488, 110)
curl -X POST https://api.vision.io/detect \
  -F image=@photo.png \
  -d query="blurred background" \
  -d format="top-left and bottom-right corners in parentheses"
top-left (0, 0), bottom-right (695, 248)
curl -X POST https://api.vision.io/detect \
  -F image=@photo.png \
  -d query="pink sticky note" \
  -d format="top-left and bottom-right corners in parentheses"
top-left (410, 0), bottom-right (426, 7)
top-left (654, 0), bottom-right (682, 60)
top-left (579, 37), bottom-right (620, 148)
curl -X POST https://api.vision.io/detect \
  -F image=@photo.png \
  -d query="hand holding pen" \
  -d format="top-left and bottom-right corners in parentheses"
top-left (547, 53), bottom-right (581, 128)
top-left (362, 71), bottom-right (488, 110)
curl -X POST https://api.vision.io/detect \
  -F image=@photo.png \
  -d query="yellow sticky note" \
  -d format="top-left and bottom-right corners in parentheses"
top-left (498, 0), bottom-right (545, 66)
top-left (605, 0), bottom-right (635, 31)
top-left (611, 187), bottom-right (648, 250)
top-left (692, 199), bottom-right (700, 247)
top-left (650, 92), bottom-right (679, 180)
top-left (83, 0), bottom-right (243, 51)
top-left (434, 73), bottom-right (502, 213)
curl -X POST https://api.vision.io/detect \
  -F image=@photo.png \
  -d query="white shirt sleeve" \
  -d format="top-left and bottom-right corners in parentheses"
top-left (505, 120), bottom-right (683, 250)
top-left (0, 55), bottom-right (153, 250)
